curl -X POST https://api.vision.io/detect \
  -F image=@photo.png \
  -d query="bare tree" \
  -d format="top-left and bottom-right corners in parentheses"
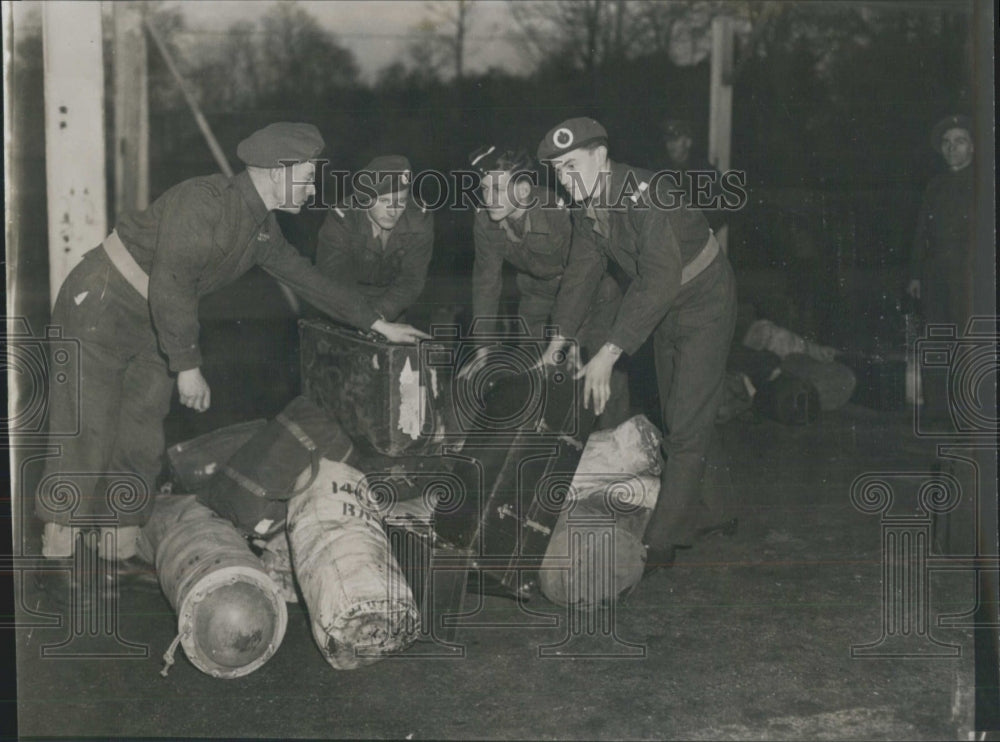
top-left (409, 0), bottom-right (476, 81)
top-left (509, 1), bottom-right (755, 72)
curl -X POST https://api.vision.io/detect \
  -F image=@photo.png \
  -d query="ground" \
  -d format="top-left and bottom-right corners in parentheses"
top-left (14, 399), bottom-right (983, 740)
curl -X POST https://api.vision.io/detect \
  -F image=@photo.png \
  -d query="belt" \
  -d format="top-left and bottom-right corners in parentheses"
top-left (680, 232), bottom-right (720, 286)
top-left (101, 230), bottom-right (149, 300)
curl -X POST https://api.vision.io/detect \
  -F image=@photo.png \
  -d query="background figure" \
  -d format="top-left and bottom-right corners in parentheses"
top-left (466, 144), bottom-right (630, 429)
top-left (315, 155), bottom-right (433, 324)
top-left (661, 118), bottom-right (728, 233)
top-left (907, 114), bottom-right (975, 422)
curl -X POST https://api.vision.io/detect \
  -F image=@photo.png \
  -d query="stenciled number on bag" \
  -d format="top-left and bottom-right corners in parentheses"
top-left (331, 479), bottom-right (381, 523)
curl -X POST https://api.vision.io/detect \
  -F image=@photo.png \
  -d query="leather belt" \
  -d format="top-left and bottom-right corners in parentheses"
top-left (101, 230), bottom-right (149, 300)
top-left (680, 232), bottom-right (720, 286)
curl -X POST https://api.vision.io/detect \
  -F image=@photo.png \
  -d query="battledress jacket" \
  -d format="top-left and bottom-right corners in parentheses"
top-left (910, 165), bottom-right (975, 284)
top-left (315, 198), bottom-right (434, 322)
top-left (471, 187), bottom-right (570, 324)
top-left (116, 170), bottom-right (381, 373)
top-left (551, 160), bottom-right (712, 355)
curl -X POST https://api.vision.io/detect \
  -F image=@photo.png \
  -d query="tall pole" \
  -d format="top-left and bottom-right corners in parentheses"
top-left (114, 2), bottom-right (150, 218)
top-left (708, 15), bottom-right (733, 255)
top-left (144, 18), bottom-right (300, 314)
top-left (42, 2), bottom-right (108, 307)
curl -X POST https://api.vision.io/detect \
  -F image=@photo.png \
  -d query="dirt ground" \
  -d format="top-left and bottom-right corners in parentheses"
top-left (14, 399), bottom-right (987, 740)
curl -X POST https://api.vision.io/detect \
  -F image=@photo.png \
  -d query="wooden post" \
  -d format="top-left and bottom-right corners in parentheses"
top-left (114, 2), bottom-right (149, 218)
top-left (42, 2), bottom-right (108, 307)
top-left (708, 16), bottom-right (733, 255)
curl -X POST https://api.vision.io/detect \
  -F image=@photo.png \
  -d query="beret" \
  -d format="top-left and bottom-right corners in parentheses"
top-left (537, 117), bottom-right (608, 160)
top-left (931, 114), bottom-right (973, 148)
top-left (355, 154), bottom-right (412, 202)
top-left (236, 122), bottom-right (324, 167)
top-left (468, 145), bottom-right (533, 176)
top-left (662, 118), bottom-right (694, 140)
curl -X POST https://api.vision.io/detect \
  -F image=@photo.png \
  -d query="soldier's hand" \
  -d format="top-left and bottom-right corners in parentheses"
top-left (177, 368), bottom-right (211, 412)
top-left (906, 279), bottom-right (921, 300)
top-left (372, 319), bottom-right (432, 345)
top-left (575, 345), bottom-right (617, 416)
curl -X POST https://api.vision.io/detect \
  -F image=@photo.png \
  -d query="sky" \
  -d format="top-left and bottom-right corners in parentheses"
top-left (170, 0), bottom-right (530, 81)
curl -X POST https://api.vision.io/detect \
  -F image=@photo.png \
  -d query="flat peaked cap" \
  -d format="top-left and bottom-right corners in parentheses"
top-left (356, 155), bottom-right (412, 199)
top-left (662, 118), bottom-right (694, 140)
top-left (931, 114), bottom-right (973, 148)
top-left (236, 122), bottom-right (324, 167)
top-left (468, 145), bottom-right (533, 175)
top-left (537, 117), bottom-right (608, 160)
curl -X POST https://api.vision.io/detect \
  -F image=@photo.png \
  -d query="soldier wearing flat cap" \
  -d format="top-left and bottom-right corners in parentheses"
top-left (315, 155), bottom-right (433, 323)
top-left (34, 122), bottom-right (429, 605)
top-left (538, 116), bottom-right (738, 572)
top-left (462, 144), bottom-right (630, 427)
top-left (907, 114), bottom-right (976, 421)
top-left (661, 117), bottom-right (727, 232)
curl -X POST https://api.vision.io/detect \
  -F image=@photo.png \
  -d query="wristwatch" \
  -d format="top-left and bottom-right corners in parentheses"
top-left (603, 342), bottom-right (623, 357)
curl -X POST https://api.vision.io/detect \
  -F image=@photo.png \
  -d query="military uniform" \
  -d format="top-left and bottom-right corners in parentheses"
top-left (910, 116), bottom-right (976, 422)
top-left (542, 122), bottom-right (737, 548)
top-left (36, 125), bottom-right (379, 555)
top-left (472, 185), bottom-right (629, 426)
top-left (316, 198), bottom-right (433, 323)
top-left (910, 165), bottom-right (974, 331)
top-left (472, 186), bottom-right (568, 337)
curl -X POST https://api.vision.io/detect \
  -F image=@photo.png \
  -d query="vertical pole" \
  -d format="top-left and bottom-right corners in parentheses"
top-left (709, 16), bottom-right (733, 255)
top-left (42, 2), bottom-right (108, 307)
top-left (114, 2), bottom-right (149, 218)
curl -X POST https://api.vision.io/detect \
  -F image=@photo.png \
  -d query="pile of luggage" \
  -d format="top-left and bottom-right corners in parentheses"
top-left (144, 319), bottom-right (661, 678)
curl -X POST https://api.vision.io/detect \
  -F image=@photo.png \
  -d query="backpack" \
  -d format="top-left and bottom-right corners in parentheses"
top-left (197, 396), bottom-right (356, 537)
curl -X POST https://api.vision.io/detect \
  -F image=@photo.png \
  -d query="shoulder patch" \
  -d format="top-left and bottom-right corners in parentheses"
top-left (333, 206), bottom-right (346, 219)
top-left (556, 196), bottom-right (566, 208)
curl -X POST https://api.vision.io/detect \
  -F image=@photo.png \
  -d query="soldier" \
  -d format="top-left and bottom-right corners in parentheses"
top-left (537, 117), bottom-right (738, 572)
top-left (661, 117), bottom-right (727, 232)
top-left (907, 114), bottom-right (975, 424)
top-left (35, 123), bottom-right (429, 604)
top-left (464, 144), bottom-right (630, 428)
top-left (316, 155), bottom-right (433, 323)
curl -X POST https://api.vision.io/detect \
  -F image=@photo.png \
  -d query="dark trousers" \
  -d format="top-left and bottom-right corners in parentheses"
top-left (35, 248), bottom-right (173, 528)
top-left (921, 260), bottom-right (973, 421)
top-left (644, 252), bottom-right (738, 548)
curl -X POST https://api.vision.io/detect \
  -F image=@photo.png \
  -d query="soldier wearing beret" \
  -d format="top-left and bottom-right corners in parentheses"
top-left (315, 155), bottom-right (433, 323)
top-left (906, 114), bottom-right (976, 422)
top-left (35, 122), bottom-right (429, 604)
top-left (538, 117), bottom-right (737, 571)
top-left (463, 144), bottom-right (629, 427)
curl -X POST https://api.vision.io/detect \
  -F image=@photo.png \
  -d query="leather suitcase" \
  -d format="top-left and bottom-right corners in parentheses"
top-left (433, 366), bottom-right (596, 599)
top-left (299, 318), bottom-right (457, 456)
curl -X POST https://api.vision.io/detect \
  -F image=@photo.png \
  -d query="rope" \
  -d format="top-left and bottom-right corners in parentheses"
top-left (159, 633), bottom-right (183, 677)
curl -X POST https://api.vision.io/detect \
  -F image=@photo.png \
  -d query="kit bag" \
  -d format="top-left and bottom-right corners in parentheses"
top-left (198, 396), bottom-right (356, 537)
